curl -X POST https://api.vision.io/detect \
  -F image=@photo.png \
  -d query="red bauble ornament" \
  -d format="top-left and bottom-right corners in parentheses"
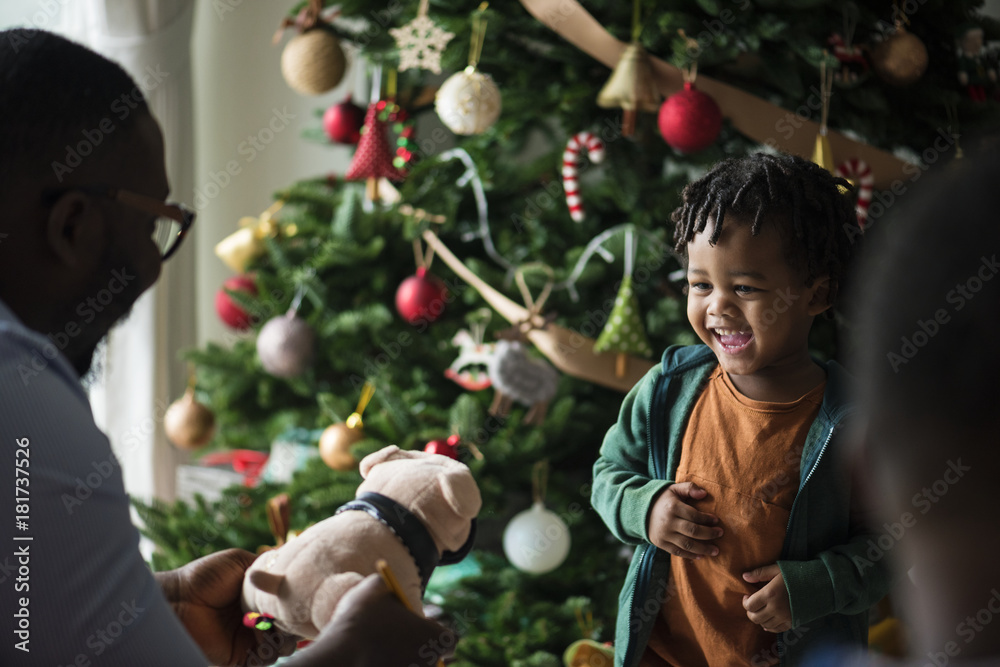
top-left (216, 275), bottom-right (258, 330)
top-left (424, 435), bottom-right (461, 460)
top-left (657, 82), bottom-right (723, 154)
top-left (323, 95), bottom-right (365, 144)
top-left (395, 266), bottom-right (447, 324)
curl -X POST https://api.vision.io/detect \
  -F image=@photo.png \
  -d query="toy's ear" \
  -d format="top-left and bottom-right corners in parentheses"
top-left (249, 570), bottom-right (285, 596)
top-left (359, 445), bottom-right (402, 477)
top-left (439, 467), bottom-right (483, 520)
top-left (359, 445), bottom-right (431, 477)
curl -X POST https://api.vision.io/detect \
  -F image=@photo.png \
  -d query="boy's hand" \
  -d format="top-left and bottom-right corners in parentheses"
top-left (742, 564), bottom-right (793, 633)
top-left (647, 482), bottom-right (723, 559)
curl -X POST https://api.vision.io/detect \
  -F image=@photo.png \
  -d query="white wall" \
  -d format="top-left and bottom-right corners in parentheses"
top-left (190, 1), bottom-right (361, 345)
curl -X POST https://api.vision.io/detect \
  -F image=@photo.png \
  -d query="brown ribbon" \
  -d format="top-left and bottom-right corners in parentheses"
top-left (273, 0), bottom-right (330, 44)
top-left (423, 230), bottom-right (652, 393)
top-left (519, 0), bottom-right (909, 189)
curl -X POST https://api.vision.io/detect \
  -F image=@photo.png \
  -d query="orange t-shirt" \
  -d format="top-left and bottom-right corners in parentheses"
top-left (642, 366), bottom-right (825, 667)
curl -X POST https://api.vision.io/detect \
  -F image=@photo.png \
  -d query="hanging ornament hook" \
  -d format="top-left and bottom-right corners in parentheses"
top-left (678, 29), bottom-right (700, 84)
top-left (346, 381), bottom-right (376, 429)
top-left (468, 2), bottom-right (490, 71)
top-left (531, 459), bottom-right (549, 505)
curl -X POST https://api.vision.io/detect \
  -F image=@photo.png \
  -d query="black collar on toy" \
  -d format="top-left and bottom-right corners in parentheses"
top-left (335, 491), bottom-right (476, 592)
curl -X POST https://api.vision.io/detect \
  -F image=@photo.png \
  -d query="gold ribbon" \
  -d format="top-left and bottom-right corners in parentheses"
top-left (517, 0), bottom-right (908, 189)
top-left (346, 381), bottom-right (376, 429)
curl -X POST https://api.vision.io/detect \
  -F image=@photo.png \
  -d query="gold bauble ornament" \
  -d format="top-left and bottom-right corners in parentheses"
top-left (319, 421), bottom-right (363, 471)
top-left (872, 27), bottom-right (928, 87)
top-left (164, 388), bottom-right (216, 450)
top-left (281, 28), bottom-right (347, 96)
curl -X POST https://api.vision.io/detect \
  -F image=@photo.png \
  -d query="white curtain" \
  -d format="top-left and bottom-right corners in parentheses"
top-left (61, 0), bottom-right (197, 504)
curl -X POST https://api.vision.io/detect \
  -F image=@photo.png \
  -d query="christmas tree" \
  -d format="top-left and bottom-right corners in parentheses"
top-left (139, 1), bottom-right (999, 665)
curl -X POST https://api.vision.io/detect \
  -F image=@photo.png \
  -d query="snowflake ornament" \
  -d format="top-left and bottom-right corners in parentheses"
top-left (390, 13), bottom-right (454, 75)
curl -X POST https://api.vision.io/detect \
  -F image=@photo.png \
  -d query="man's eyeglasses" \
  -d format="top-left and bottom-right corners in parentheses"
top-left (43, 186), bottom-right (195, 261)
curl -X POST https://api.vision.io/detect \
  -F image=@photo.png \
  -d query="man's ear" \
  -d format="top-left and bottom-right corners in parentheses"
top-left (806, 275), bottom-right (832, 316)
top-left (45, 191), bottom-right (102, 268)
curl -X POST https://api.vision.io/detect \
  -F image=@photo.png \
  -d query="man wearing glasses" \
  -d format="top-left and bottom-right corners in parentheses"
top-left (0, 29), bottom-right (449, 667)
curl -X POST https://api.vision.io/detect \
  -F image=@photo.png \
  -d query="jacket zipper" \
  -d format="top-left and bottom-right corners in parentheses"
top-left (622, 371), bottom-right (667, 667)
top-left (776, 423), bottom-right (836, 664)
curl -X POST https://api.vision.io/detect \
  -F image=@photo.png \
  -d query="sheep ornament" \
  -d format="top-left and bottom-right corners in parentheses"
top-left (487, 324), bottom-right (560, 425)
top-left (241, 445), bottom-right (481, 639)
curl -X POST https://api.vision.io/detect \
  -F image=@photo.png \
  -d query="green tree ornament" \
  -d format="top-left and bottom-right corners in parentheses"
top-left (593, 274), bottom-right (653, 378)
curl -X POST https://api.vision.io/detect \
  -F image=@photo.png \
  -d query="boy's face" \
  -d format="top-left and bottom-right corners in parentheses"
top-left (685, 215), bottom-right (829, 385)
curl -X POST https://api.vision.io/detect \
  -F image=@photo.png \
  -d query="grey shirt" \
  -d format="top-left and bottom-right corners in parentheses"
top-left (0, 300), bottom-right (207, 665)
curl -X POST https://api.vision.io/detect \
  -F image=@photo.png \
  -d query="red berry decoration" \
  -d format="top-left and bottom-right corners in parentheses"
top-left (657, 81), bottom-right (723, 154)
top-left (216, 275), bottom-right (258, 330)
top-left (323, 94), bottom-right (365, 144)
top-left (424, 435), bottom-right (461, 460)
top-left (395, 266), bottom-right (447, 324)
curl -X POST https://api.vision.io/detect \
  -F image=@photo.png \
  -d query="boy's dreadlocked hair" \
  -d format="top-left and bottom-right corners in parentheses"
top-left (671, 152), bottom-right (860, 306)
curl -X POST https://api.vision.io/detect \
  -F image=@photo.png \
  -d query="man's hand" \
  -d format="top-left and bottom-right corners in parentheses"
top-left (157, 548), bottom-right (296, 667)
top-left (742, 564), bottom-right (793, 633)
top-left (647, 482), bottom-right (723, 559)
top-left (285, 574), bottom-right (455, 667)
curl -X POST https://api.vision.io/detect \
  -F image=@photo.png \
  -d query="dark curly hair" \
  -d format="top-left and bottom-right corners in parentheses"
top-left (671, 152), bottom-right (860, 306)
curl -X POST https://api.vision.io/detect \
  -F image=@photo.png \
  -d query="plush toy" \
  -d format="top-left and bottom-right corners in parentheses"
top-left (241, 445), bottom-right (482, 639)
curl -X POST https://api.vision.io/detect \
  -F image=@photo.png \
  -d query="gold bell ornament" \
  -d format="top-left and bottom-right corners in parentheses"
top-left (596, 0), bottom-right (660, 137)
top-left (214, 201), bottom-right (286, 274)
top-left (319, 382), bottom-right (375, 471)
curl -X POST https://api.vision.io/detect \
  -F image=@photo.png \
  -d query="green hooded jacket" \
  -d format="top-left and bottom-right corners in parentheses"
top-left (591, 345), bottom-right (894, 667)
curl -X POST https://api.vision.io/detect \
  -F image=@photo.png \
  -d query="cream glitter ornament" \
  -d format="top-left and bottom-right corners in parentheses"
top-left (436, 67), bottom-right (501, 135)
top-left (435, 4), bottom-right (500, 135)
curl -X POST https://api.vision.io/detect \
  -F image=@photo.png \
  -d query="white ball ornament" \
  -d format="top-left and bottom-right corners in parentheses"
top-left (502, 501), bottom-right (571, 574)
top-left (257, 309), bottom-right (315, 378)
top-left (435, 67), bottom-right (502, 135)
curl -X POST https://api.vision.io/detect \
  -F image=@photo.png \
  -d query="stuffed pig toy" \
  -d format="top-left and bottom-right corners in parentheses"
top-left (241, 445), bottom-right (481, 639)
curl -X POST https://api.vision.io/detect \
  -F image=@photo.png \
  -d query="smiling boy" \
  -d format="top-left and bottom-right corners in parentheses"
top-left (592, 153), bottom-right (893, 667)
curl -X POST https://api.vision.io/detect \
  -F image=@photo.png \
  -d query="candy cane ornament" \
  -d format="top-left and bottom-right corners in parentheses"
top-left (835, 158), bottom-right (874, 228)
top-left (562, 131), bottom-right (605, 222)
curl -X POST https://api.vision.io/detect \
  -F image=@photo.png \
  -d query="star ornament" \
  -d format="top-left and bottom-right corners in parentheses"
top-left (390, 15), bottom-right (454, 75)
